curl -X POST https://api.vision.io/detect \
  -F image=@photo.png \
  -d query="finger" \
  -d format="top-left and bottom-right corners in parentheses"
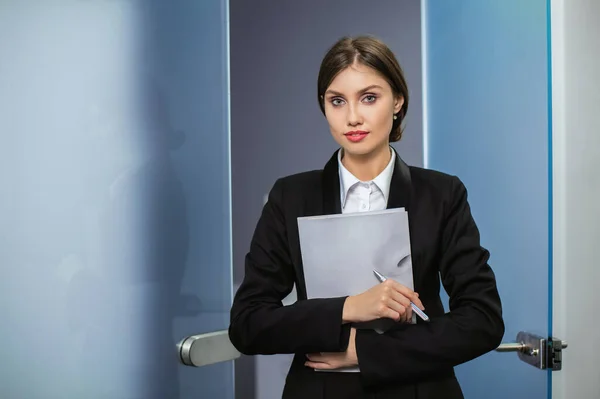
top-left (383, 279), bottom-right (413, 299)
top-left (411, 295), bottom-right (425, 310)
top-left (305, 353), bottom-right (339, 369)
top-left (389, 280), bottom-right (416, 299)
top-left (387, 309), bottom-right (402, 321)
top-left (399, 311), bottom-right (408, 323)
top-left (378, 298), bottom-right (403, 321)
top-left (400, 304), bottom-right (413, 323)
top-left (306, 353), bottom-right (323, 362)
top-left (308, 352), bottom-right (339, 362)
top-left (390, 281), bottom-right (425, 310)
top-left (305, 361), bottom-right (335, 370)
top-left (390, 289), bottom-right (412, 308)
top-left (405, 306), bottom-right (413, 322)
top-left (387, 290), bottom-right (414, 323)
top-left (383, 294), bottom-right (407, 320)
top-left (387, 288), bottom-right (418, 322)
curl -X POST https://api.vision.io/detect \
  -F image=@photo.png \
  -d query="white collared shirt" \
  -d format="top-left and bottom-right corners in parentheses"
top-left (338, 148), bottom-right (395, 214)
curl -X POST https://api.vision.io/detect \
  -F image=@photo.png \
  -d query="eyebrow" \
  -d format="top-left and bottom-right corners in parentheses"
top-left (325, 84), bottom-right (384, 97)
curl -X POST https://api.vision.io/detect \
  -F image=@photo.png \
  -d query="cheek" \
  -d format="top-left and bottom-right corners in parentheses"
top-left (366, 106), bottom-right (392, 131)
top-left (325, 109), bottom-right (343, 130)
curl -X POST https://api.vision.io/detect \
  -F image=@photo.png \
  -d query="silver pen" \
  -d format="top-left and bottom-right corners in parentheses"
top-left (373, 269), bottom-right (430, 322)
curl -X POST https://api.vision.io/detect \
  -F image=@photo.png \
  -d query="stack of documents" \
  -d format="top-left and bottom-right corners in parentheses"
top-left (297, 208), bottom-right (416, 333)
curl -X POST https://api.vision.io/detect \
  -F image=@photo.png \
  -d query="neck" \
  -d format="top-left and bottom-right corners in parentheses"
top-left (341, 144), bottom-right (391, 181)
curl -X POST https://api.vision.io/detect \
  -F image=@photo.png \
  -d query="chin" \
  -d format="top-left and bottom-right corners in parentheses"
top-left (339, 138), bottom-right (387, 156)
top-left (340, 144), bottom-right (378, 158)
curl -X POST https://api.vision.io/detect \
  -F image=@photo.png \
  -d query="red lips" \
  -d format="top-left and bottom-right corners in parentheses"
top-left (344, 130), bottom-right (369, 143)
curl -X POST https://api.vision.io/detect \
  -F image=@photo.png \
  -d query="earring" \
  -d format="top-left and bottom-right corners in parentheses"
top-left (393, 114), bottom-right (398, 120)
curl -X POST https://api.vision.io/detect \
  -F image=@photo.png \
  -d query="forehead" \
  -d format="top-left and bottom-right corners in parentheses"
top-left (327, 62), bottom-right (391, 94)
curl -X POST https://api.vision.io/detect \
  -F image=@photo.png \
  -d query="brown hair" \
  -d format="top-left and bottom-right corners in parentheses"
top-left (317, 36), bottom-right (409, 142)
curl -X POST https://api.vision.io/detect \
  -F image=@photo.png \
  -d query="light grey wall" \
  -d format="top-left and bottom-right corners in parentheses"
top-left (552, 0), bottom-right (600, 397)
top-left (230, 0), bottom-right (423, 287)
top-left (230, 1), bottom-right (422, 397)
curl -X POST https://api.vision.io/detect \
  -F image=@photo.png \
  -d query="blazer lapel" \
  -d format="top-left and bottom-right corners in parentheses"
top-left (387, 150), bottom-right (412, 212)
top-left (322, 149), bottom-right (342, 215)
top-left (387, 151), bottom-right (422, 295)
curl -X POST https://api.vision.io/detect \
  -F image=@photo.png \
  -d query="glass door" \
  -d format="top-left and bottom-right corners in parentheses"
top-left (425, 1), bottom-right (557, 398)
top-left (0, 0), bottom-right (235, 397)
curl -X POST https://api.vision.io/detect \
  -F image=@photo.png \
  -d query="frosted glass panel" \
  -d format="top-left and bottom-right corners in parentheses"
top-left (0, 1), bottom-right (233, 398)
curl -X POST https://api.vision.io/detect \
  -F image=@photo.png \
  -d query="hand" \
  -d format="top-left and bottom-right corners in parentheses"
top-left (342, 279), bottom-right (424, 323)
top-left (305, 327), bottom-right (358, 370)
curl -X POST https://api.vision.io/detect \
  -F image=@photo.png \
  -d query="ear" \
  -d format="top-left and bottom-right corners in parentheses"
top-left (393, 96), bottom-right (405, 114)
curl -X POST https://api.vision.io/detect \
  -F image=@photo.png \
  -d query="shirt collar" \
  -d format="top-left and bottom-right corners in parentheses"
top-left (338, 147), bottom-right (396, 208)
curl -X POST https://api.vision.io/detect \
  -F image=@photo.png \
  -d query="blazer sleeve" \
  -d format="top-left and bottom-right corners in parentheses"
top-left (355, 176), bottom-right (505, 387)
top-left (228, 178), bottom-right (351, 355)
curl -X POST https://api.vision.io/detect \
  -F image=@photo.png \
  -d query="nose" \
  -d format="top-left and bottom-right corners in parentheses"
top-left (346, 103), bottom-right (363, 126)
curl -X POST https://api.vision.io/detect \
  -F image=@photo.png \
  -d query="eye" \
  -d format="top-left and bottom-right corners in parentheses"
top-left (363, 95), bottom-right (377, 103)
top-left (331, 98), bottom-right (345, 106)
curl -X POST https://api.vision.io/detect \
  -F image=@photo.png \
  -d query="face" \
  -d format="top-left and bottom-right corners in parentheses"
top-left (323, 62), bottom-right (403, 159)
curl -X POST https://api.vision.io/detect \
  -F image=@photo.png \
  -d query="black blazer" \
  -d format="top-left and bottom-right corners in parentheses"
top-left (229, 150), bottom-right (504, 399)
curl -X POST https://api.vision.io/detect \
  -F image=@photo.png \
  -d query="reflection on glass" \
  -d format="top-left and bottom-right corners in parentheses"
top-left (0, 0), bottom-right (232, 398)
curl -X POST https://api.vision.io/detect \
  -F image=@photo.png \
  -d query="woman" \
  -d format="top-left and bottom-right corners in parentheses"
top-left (229, 36), bottom-right (504, 399)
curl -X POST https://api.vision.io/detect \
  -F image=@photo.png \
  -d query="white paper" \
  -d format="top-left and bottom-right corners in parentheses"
top-left (297, 208), bottom-right (415, 372)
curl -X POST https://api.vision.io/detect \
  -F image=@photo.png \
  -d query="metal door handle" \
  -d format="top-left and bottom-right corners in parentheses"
top-left (496, 342), bottom-right (529, 353)
top-left (178, 330), bottom-right (240, 367)
top-left (495, 331), bottom-right (567, 370)
top-left (497, 341), bottom-right (567, 353)
top-left (497, 341), bottom-right (541, 357)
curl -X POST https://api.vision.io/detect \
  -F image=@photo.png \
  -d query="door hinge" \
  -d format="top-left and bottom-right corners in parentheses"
top-left (546, 336), bottom-right (566, 371)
